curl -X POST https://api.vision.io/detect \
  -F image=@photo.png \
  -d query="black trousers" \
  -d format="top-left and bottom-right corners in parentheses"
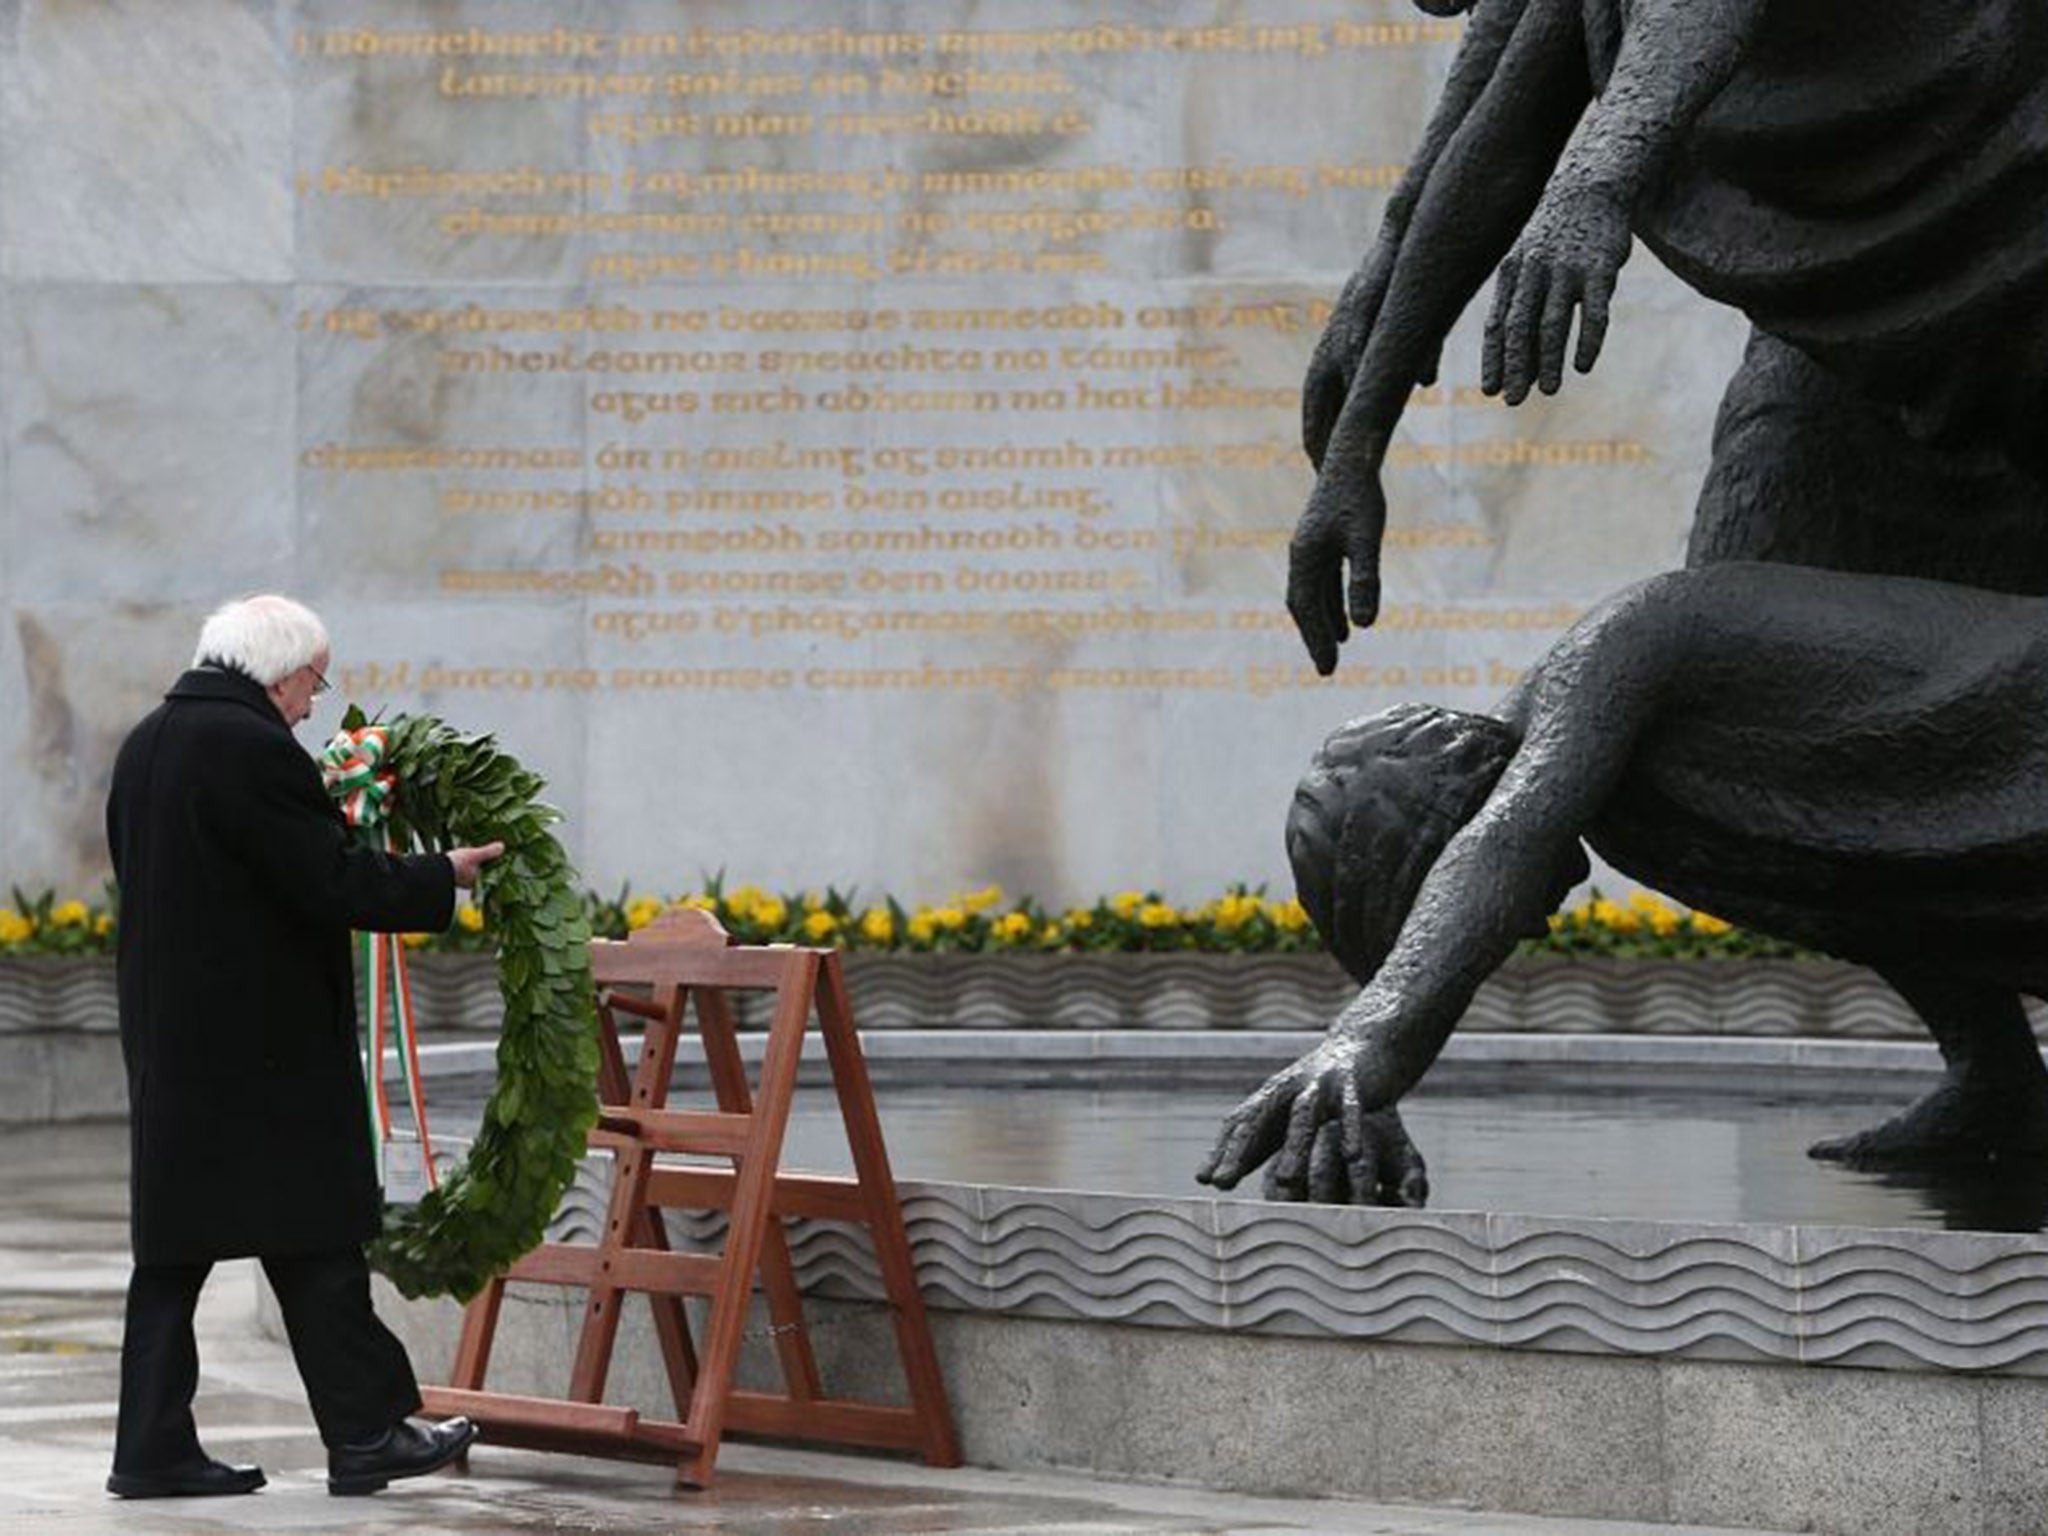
top-left (113, 1248), bottom-right (422, 1473)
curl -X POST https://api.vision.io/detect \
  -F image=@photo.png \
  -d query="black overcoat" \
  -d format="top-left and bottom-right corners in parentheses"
top-left (106, 668), bottom-right (453, 1264)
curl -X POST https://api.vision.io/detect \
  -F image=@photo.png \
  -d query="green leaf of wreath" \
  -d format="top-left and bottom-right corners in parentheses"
top-left (360, 711), bottom-right (599, 1301)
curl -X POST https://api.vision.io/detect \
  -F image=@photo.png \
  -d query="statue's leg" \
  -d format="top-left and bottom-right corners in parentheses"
top-left (1688, 329), bottom-right (2048, 590)
top-left (1809, 972), bottom-right (2048, 1166)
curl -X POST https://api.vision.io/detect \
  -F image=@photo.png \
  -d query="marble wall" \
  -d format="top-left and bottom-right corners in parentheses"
top-left (0, 0), bottom-right (1750, 904)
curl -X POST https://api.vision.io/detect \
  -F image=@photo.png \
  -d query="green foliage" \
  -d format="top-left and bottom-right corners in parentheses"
top-left (1525, 889), bottom-right (1813, 960)
top-left (0, 886), bottom-right (116, 954)
top-left (353, 708), bottom-right (600, 1301)
top-left (429, 880), bottom-right (1327, 955)
top-left (383, 880), bottom-right (1814, 962)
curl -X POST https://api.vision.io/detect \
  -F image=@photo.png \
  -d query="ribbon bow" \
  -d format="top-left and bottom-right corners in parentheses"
top-left (318, 721), bottom-right (436, 1199)
top-left (321, 725), bottom-right (396, 829)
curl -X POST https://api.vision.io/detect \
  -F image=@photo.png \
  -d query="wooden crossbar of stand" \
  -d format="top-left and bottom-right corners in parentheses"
top-left (420, 908), bottom-right (960, 1487)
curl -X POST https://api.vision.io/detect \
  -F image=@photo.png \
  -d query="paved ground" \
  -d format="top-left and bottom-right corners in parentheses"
top-left (0, 1122), bottom-right (1783, 1535)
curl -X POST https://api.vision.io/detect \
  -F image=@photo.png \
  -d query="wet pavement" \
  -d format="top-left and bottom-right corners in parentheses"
top-left (0, 1121), bottom-right (1785, 1535)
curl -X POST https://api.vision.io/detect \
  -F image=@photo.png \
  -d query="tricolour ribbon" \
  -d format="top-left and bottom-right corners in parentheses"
top-left (321, 725), bottom-right (437, 1197)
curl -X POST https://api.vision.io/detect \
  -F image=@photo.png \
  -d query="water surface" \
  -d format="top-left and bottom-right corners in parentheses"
top-left (441, 1070), bottom-right (2048, 1231)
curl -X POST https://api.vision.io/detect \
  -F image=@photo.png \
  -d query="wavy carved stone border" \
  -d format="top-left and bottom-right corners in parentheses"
top-left (381, 953), bottom-right (1997, 1040)
top-left (526, 1156), bottom-right (2048, 1377)
top-left (10, 952), bottom-right (2035, 1041)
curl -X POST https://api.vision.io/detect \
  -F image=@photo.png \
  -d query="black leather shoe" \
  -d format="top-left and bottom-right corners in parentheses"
top-left (106, 1457), bottom-right (266, 1499)
top-left (327, 1415), bottom-right (476, 1496)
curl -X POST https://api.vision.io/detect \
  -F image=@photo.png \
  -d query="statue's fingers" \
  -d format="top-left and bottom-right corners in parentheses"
top-left (1392, 1138), bottom-right (1430, 1207)
top-left (1287, 514), bottom-right (1345, 676)
top-left (1344, 488), bottom-right (1384, 632)
top-left (1576, 272), bottom-right (1614, 375)
top-left (1480, 256), bottom-right (1521, 395)
top-left (1416, 335), bottom-right (1444, 389)
top-left (1537, 271), bottom-right (1580, 396)
top-left (1197, 1082), bottom-right (1291, 1189)
top-left (1364, 1108), bottom-right (1431, 1207)
top-left (1261, 1156), bottom-right (1301, 1202)
top-left (1338, 1079), bottom-right (1382, 1207)
top-left (1501, 263), bottom-right (1550, 406)
top-left (1307, 1120), bottom-right (1350, 1204)
top-left (1269, 1084), bottom-right (1328, 1193)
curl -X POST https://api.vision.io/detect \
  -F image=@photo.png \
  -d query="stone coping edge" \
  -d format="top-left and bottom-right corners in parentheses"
top-left (507, 1147), bottom-right (2048, 1378)
top-left (413, 1028), bottom-right (1948, 1079)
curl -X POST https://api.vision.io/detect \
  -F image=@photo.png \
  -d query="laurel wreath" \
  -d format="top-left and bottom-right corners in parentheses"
top-left (338, 705), bottom-right (599, 1300)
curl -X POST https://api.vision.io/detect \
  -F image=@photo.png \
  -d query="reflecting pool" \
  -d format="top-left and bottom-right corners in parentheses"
top-left (441, 1065), bottom-right (2048, 1232)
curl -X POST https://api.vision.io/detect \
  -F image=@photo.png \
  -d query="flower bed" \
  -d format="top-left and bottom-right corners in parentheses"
top-left (0, 880), bottom-right (1801, 961)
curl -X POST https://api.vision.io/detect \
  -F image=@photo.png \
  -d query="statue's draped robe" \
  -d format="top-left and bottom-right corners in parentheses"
top-left (1603, 0), bottom-right (2048, 461)
top-left (1585, 571), bottom-right (2048, 992)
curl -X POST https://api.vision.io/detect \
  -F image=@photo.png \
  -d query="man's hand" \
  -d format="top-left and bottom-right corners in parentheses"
top-left (447, 842), bottom-right (506, 889)
top-left (1287, 446), bottom-right (1388, 675)
top-left (1482, 176), bottom-right (1631, 405)
top-left (1196, 1020), bottom-right (1425, 1205)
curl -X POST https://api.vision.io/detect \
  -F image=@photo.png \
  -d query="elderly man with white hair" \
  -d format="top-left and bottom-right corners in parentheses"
top-left (105, 595), bottom-right (503, 1499)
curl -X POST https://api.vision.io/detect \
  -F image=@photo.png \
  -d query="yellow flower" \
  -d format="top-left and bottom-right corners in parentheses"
top-left (1138, 902), bottom-right (1179, 928)
top-left (625, 896), bottom-right (663, 931)
top-left (1691, 912), bottom-right (1734, 937)
top-left (0, 909), bottom-right (32, 946)
top-left (1269, 898), bottom-right (1311, 933)
top-left (933, 906), bottom-right (967, 931)
top-left (1214, 893), bottom-right (1261, 931)
top-left (1546, 913), bottom-right (1565, 933)
top-left (859, 907), bottom-right (895, 944)
top-left (962, 884), bottom-right (1003, 915)
top-left (457, 905), bottom-right (485, 933)
top-left (753, 895), bottom-right (788, 929)
top-left (907, 912), bottom-right (937, 944)
top-left (400, 931), bottom-right (431, 949)
top-left (94, 913), bottom-right (116, 937)
top-left (1038, 920), bottom-right (1067, 946)
top-left (802, 890), bottom-right (827, 913)
top-left (994, 911), bottom-right (1033, 943)
top-left (724, 884), bottom-right (765, 920)
top-left (50, 899), bottom-right (89, 928)
top-left (1110, 891), bottom-right (1145, 920)
top-left (680, 893), bottom-right (717, 911)
top-left (803, 910), bottom-right (840, 941)
top-left (1590, 899), bottom-right (1639, 935)
top-left (1627, 891), bottom-right (1681, 936)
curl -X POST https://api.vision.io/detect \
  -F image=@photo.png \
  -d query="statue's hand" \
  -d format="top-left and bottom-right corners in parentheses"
top-left (1287, 450), bottom-right (1388, 675)
top-left (1197, 1025), bottom-right (1426, 1205)
top-left (1481, 178), bottom-right (1631, 405)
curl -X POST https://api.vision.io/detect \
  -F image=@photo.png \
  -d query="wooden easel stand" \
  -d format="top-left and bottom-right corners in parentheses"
top-left (420, 910), bottom-right (959, 1487)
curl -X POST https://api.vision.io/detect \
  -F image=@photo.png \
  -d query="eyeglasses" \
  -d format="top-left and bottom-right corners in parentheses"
top-left (309, 666), bottom-right (332, 697)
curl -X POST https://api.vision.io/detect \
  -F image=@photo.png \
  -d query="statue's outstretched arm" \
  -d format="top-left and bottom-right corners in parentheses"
top-left (1302, 0), bottom-right (1532, 468)
top-left (1484, 0), bottom-right (1770, 402)
top-left (1203, 580), bottom-right (1683, 1197)
top-left (1291, 0), bottom-right (1591, 672)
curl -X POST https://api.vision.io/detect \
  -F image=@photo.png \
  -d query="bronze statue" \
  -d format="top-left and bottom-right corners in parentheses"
top-left (1226, 0), bottom-right (2048, 1205)
top-left (1200, 564), bottom-right (2048, 1204)
top-left (1292, 0), bottom-right (2048, 672)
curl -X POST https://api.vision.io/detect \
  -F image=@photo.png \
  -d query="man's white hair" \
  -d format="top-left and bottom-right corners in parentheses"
top-left (192, 595), bottom-right (330, 685)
